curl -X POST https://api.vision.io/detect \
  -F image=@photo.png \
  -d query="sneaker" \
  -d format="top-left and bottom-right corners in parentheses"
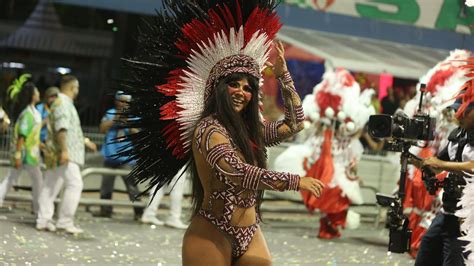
top-left (165, 217), bottom-right (188, 230)
top-left (140, 216), bottom-right (164, 226)
top-left (57, 225), bottom-right (84, 234)
top-left (36, 221), bottom-right (57, 232)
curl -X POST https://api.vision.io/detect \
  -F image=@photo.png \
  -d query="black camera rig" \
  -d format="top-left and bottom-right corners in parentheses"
top-left (369, 84), bottom-right (436, 253)
top-left (375, 141), bottom-right (412, 253)
top-left (422, 168), bottom-right (464, 196)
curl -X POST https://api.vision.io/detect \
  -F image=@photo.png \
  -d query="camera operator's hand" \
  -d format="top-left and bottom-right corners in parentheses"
top-left (299, 177), bottom-right (324, 197)
top-left (407, 156), bottom-right (423, 169)
top-left (422, 157), bottom-right (445, 170)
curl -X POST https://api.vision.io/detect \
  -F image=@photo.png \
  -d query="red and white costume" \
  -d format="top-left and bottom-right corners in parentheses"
top-left (275, 68), bottom-right (375, 238)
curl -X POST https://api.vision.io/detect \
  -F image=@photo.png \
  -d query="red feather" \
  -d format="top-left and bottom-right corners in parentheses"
top-left (176, 3), bottom-right (242, 56)
top-left (162, 121), bottom-right (186, 159)
top-left (244, 8), bottom-right (281, 45)
top-left (455, 57), bottom-right (474, 119)
top-left (426, 67), bottom-right (456, 94)
top-left (176, 3), bottom-right (280, 57)
top-left (160, 101), bottom-right (181, 120)
top-left (157, 69), bottom-right (185, 96)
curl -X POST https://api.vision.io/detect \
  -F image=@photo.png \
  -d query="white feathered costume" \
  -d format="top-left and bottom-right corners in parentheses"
top-left (274, 67), bottom-right (375, 238)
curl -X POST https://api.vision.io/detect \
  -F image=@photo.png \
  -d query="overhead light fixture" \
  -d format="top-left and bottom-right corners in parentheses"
top-left (56, 67), bottom-right (71, 74)
top-left (107, 19), bottom-right (114, 24)
top-left (1, 62), bottom-right (25, 69)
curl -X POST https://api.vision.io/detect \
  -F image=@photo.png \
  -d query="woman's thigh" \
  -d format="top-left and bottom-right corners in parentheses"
top-left (182, 216), bottom-right (232, 266)
top-left (235, 228), bottom-right (272, 266)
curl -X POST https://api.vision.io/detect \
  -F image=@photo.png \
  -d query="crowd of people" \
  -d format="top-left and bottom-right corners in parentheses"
top-left (0, 74), bottom-right (188, 234)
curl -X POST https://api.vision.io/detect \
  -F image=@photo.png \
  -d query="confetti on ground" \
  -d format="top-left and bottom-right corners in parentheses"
top-left (0, 205), bottom-right (415, 265)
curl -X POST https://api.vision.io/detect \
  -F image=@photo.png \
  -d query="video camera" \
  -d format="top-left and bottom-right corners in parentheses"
top-left (368, 84), bottom-right (436, 253)
top-left (368, 112), bottom-right (435, 143)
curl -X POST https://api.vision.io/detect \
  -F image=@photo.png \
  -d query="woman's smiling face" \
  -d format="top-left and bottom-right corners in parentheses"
top-left (227, 78), bottom-right (252, 113)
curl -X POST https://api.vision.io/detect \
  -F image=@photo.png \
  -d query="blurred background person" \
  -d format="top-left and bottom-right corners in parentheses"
top-left (0, 75), bottom-right (43, 214)
top-left (36, 87), bottom-right (59, 144)
top-left (140, 167), bottom-right (187, 229)
top-left (0, 106), bottom-right (11, 134)
top-left (95, 91), bottom-right (143, 219)
top-left (381, 87), bottom-right (398, 115)
top-left (36, 75), bottom-right (97, 233)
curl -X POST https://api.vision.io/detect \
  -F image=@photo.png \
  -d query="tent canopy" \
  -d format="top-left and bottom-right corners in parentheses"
top-left (0, 0), bottom-right (112, 58)
top-left (278, 26), bottom-right (450, 79)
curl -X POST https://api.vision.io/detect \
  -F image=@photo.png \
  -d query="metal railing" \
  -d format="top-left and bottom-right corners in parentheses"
top-left (2, 161), bottom-right (146, 208)
top-left (0, 126), bottom-right (105, 160)
top-left (1, 144), bottom-right (390, 226)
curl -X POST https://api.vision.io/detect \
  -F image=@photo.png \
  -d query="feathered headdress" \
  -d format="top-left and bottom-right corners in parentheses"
top-left (403, 49), bottom-right (471, 117)
top-left (120, 0), bottom-right (282, 194)
top-left (454, 55), bottom-right (474, 119)
top-left (7, 73), bottom-right (32, 101)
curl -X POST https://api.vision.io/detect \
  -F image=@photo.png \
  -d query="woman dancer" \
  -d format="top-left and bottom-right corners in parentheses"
top-left (120, 1), bottom-right (323, 265)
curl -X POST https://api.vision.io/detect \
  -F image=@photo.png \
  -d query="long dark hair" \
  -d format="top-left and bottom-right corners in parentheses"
top-left (190, 72), bottom-right (267, 219)
top-left (12, 82), bottom-right (37, 122)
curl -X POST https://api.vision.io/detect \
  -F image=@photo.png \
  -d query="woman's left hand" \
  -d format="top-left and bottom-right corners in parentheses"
top-left (266, 40), bottom-right (288, 78)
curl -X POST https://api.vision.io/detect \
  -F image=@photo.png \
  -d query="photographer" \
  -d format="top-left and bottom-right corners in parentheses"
top-left (95, 91), bottom-right (143, 219)
top-left (410, 93), bottom-right (474, 265)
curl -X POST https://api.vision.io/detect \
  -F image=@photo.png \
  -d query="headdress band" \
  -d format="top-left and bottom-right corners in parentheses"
top-left (205, 54), bottom-right (260, 101)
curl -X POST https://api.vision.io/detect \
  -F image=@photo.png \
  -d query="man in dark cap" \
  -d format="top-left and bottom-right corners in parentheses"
top-left (36, 86), bottom-right (59, 143)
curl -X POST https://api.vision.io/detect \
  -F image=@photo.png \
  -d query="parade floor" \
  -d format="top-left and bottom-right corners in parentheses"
top-left (0, 202), bottom-right (414, 266)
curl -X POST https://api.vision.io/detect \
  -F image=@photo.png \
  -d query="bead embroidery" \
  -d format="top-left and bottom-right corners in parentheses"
top-left (194, 117), bottom-right (300, 258)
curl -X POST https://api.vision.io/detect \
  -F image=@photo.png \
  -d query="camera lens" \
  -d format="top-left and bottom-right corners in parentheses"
top-left (368, 115), bottom-right (393, 138)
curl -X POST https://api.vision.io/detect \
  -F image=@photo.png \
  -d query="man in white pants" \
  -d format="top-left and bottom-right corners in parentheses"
top-left (140, 167), bottom-right (188, 229)
top-left (36, 75), bottom-right (96, 234)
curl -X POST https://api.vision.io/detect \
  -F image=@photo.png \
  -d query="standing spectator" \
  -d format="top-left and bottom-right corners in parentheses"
top-left (396, 89), bottom-right (408, 110)
top-left (0, 106), bottom-right (11, 133)
top-left (95, 91), bottom-right (143, 219)
top-left (35, 87), bottom-right (59, 143)
top-left (407, 84), bottom-right (417, 99)
top-left (0, 77), bottom-right (42, 213)
top-left (140, 167), bottom-right (187, 229)
top-left (36, 75), bottom-right (97, 233)
top-left (381, 87), bottom-right (398, 115)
